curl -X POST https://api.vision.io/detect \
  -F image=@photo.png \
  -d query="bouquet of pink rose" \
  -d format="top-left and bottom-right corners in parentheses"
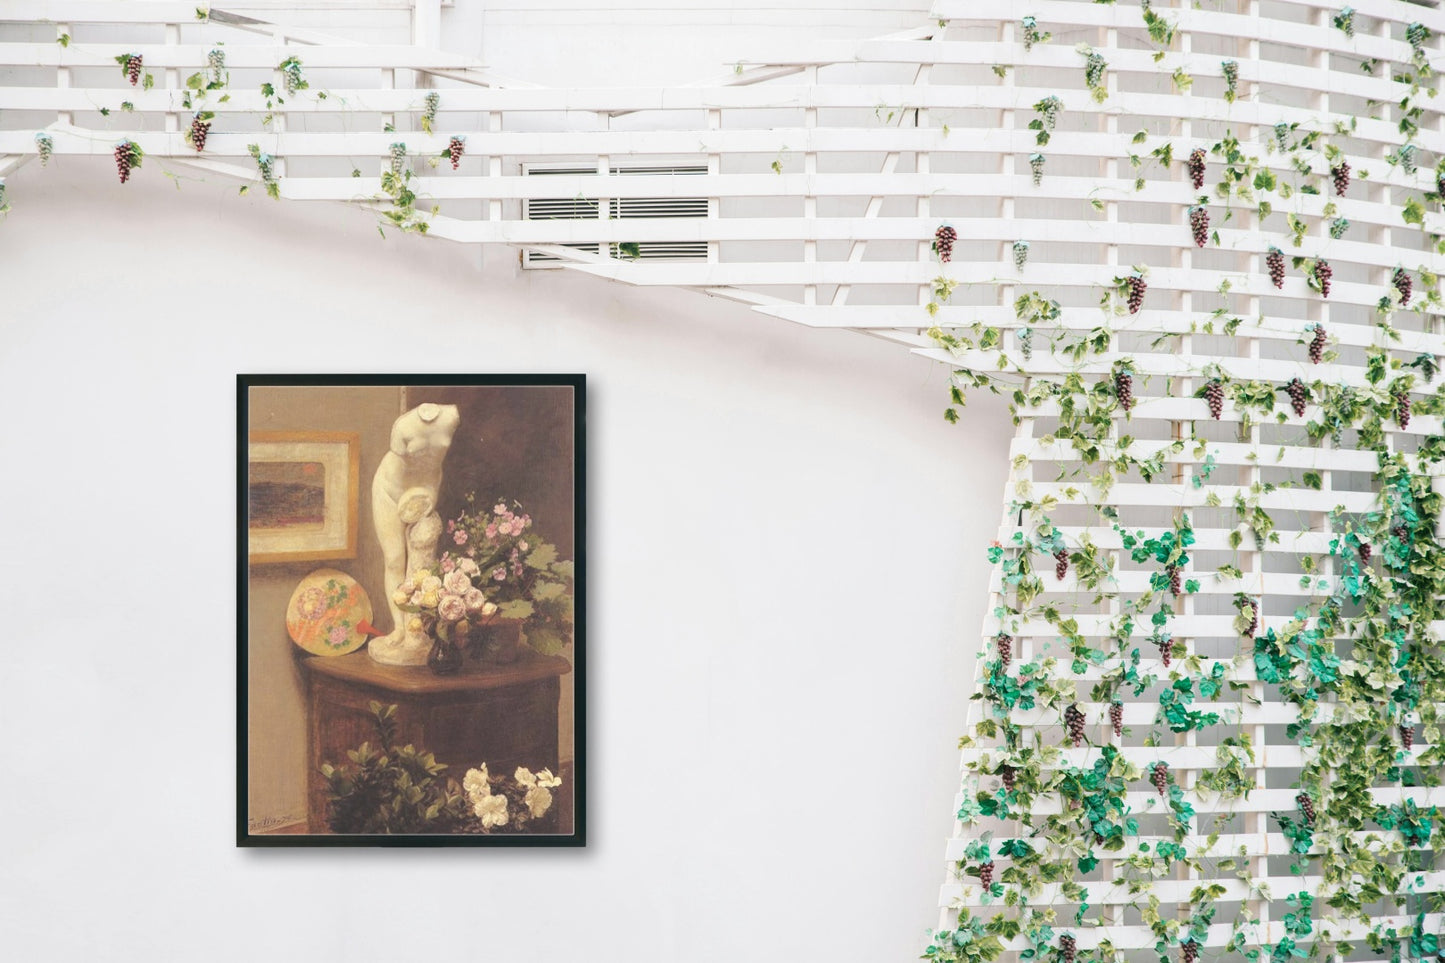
top-left (441, 495), bottom-right (575, 655)
top-left (392, 556), bottom-right (499, 645)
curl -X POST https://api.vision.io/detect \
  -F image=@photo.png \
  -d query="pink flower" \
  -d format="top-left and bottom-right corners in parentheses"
top-left (467, 547), bottom-right (477, 557)
top-left (328, 625), bottom-right (349, 645)
top-left (493, 567), bottom-right (507, 581)
top-left (498, 521), bottom-right (512, 536)
top-left (519, 541), bottom-right (529, 552)
top-left (443, 570), bottom-right (472, 595)
top-left (521, 515), bottom-right (531, 528)
top-left (440, 556), bottom-right (456, 573)
top-left (485, 524), bottom-right (497, 539)
top-left (494, 503), bottom-right (507, 514)
top-left (296, 587), bottom-right (327, 620)
top-left (453, 529), bottom-right (468, 545)
top-left (438, 594), bottom-right (467, 622)
top-left (513, 563), bottom-right (524, 577)
top-left (457, 557), bottom-right (480, 578)
top-left (447, 520), bottom-right (455, 532)
top-left (465, 588), bottom-right (487, 611)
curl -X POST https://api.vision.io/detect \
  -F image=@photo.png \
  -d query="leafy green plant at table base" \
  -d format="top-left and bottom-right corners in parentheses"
top-left (321, 701), bottom-right (561, 834)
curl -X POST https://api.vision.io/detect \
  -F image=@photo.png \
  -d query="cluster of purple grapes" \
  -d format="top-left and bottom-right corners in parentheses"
top-left (996, 632), bottom-right (1013, 668)
top-left (1266, 246), bottom-right (1286, 288)
top-left (1125, 275), bottom-right (1146, 313)
top-left (1394, 267), bottom-right (1413, 306)
top-left (448, 136), bottom-right (465, 170)
top-left (978, 860), bottom-right (995, 889)
top-left (189, 115), bottom-right (210, 153)
top-left (1330, 160), bottom-right (1351, 196)
top-left (1058, 935), bottom-right (1077, 963)
top-left (1054, 549), bottom-right (1070, 580)
top-left (1189, 206), bottom-right (1209, 247)
top-left (1064, 704), bottom-right (1086, 747)
top-left (934, 224), bottom-right (957, 263)
top-left (1157, 638), bottom-right (1173, 667)
top-left (1151, 762), bottom-right (1169, 795)
top-left (1167, 565), bottom-right (1182, 596)
top-left (125, 54), bottom-right (143, 86)
top-left (1114, 368), bottom-right (1134, 411)
top-left (1359, 542), bottom-right (1373, 565)
top-left (1204, 380), bottom-right (1224, 419)
top-left (1182, 941), bottom-right (1199, 963)
top-left (1313, 259), bottom-right (1333, 298)
top-left (999, 764), bottom-right (1017, 792)
top-left (1396, 388), bottom-right (1412, 429)
top-left (1187, 148), bottom-right (1206, 190)
top-left (1402, 724), bottom-right (1416, 750)
top-left (1285, 377), bottom-right (1308, 417)
top-left (114, 141), bottom-right (136, 183)
top-left (1308, 324), bottom-right (1327, 364)
top-left (1242, 599), bottom-right (1259, 637)
top-left (1109, 701), bottom-right (1123, 738)
top-left (1296, 792), bottom-right (1316, 826)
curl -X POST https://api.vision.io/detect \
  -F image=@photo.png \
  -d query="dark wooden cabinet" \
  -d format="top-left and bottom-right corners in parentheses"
top-left (301, 650), bottom-right (570, 833)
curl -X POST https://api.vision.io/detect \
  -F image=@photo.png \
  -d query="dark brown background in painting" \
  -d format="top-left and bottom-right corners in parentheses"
top-left (408, 384), bottom-right (576, 556)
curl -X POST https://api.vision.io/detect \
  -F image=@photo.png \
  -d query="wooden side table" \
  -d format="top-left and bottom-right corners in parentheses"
top-left (301, 649), bottom-right (571, 833)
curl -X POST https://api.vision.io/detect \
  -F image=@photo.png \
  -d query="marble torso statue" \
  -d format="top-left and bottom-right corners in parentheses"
top-left (369, 402), bottom-right (461, 665)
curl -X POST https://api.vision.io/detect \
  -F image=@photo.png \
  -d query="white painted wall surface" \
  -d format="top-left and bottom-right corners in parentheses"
top-left (0, 158), bottom-right (1007, 961)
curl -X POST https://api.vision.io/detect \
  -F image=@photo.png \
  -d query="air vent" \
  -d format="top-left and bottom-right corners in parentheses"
top-left (523, 165), bottom-right (708, 266)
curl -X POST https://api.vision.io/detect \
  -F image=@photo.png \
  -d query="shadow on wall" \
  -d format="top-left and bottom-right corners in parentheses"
top-left (410, 384), bottom-right (576, 558)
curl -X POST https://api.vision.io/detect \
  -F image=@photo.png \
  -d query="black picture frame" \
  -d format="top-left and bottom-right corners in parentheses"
top-left (237, 374), bottom-right (586, 847)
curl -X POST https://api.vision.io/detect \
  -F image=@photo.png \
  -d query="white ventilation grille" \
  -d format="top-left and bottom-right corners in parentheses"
top-left (523, 165), bottom-right (708, 266)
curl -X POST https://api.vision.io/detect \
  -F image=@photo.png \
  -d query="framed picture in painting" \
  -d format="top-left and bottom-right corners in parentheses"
top-left (247, 431), bottom-right (360, 563)
top-left (237, 374), bottom-right (586, 847)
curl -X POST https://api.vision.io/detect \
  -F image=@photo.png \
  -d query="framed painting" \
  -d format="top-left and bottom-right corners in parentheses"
top-left (237, 374), bottom-right (586, 847)
top-left (247, 431), bottom-right (360, 563)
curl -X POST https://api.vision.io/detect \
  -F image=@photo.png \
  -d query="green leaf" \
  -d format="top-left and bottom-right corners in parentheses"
top-left (525, 543), bottom-right (559, 569)
top-left (524, 626), bottom-right (567, 655)
top-left (1403, 197), bottom-right (1426, 226)
top-left (498, 599), bottom-right (535, 620)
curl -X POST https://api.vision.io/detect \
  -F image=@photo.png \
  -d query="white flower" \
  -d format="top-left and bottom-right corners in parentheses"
top-left (392, 589), bottom-right (410, 606)
top-left (494, 502), bottom-right (507, 514)
top-left (398, 578), bottom-right (417, 595)
top-left (457, 557), bottom-right (481, 578)
top-left (514, 766), bottom-right (537, 788)
top-left (443, 570), bottom-right (472, 596)
top-left (535, 768), bottom-right (562, 789)
top-left (465, 588), bottom-right (488, 612)
top-left (419, 575), bottom-right (443, 594)
top-left (524, 786), bottom-right (553, 819)
top-left (474, 793), bottom-right (508, 828)
top-left (463, 766), bottom-right (490, 803)
top-left (481, 601), bottom-right (499, 617)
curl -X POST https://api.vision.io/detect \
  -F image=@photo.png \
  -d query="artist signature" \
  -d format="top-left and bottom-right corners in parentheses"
top-left (248, 813), bottom-right (304, 832)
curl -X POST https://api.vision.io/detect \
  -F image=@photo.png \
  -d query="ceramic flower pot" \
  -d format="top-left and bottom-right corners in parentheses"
top-left (474, 618), bottom-right (524, 664)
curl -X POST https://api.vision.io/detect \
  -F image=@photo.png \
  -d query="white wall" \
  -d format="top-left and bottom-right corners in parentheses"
top-left (0, 158), bottom-right (1008, 960)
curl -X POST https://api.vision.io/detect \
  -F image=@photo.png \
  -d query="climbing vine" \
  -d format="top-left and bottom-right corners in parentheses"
top-left (926, 6), bottom-right (1445, 963)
